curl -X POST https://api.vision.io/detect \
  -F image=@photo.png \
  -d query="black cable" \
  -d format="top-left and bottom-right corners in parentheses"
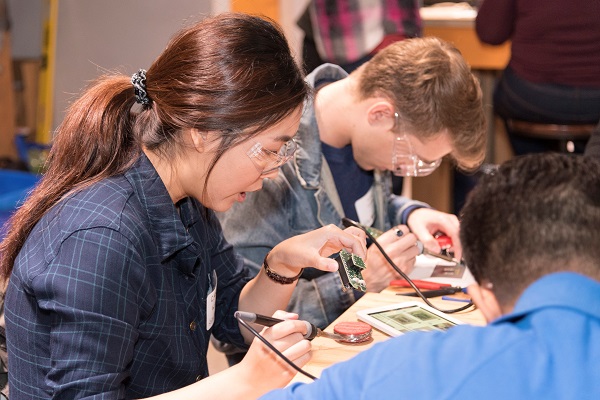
top-left (342, 217), bottom-right (474, 314)
top-left (236, 314), bottom-right (319, 381)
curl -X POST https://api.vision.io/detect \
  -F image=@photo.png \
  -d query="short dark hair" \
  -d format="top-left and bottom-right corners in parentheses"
top-left (460, 153), bottom-right (600, 306)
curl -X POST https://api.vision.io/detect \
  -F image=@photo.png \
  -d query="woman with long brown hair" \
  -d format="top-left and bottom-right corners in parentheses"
top-left (0, 13), bottom-right (366, 399)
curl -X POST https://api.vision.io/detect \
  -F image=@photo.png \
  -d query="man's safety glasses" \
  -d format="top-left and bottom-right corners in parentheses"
top-left (392, 113), bottom-right (442, 177)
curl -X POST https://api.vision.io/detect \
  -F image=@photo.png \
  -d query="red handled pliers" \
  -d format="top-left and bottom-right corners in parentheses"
top-left (389, 279), bottom-right (451, 290)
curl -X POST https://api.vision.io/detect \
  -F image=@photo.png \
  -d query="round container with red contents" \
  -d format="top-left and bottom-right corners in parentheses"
top-left (333, 321), bottom-right (373, 343)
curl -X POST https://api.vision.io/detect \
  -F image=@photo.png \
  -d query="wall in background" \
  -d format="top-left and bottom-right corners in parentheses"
top-left (7, 0), bottom-right (43, 59)
top-left (51, 1), bottom-right (211, 136)
top-left (7, 0), bottom-right (309, 140)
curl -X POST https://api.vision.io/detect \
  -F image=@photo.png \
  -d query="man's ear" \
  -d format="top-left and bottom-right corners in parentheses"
top-left (467, 283), bottom-right (503, 323)
top-left (366, 101), bottom-right (396, 130)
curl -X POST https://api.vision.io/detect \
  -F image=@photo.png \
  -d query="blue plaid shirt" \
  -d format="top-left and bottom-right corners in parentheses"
top-left (5, 154), bottom-right (250, 399)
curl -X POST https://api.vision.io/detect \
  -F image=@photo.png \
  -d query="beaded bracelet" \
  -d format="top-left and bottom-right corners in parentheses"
top-left (262, 252), bottom-right (303, 284)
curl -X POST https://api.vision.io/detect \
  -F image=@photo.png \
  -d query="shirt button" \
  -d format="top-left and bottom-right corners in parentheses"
top-left (196, 374), bottom-right (203, 381)
top-left (189, 321), bottom-right (197, 331)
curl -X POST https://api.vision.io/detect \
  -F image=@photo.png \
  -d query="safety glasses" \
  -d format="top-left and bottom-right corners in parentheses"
top-left (391, 113), bottom-right (442, 177)
top-left (246, 138), bottom-right (298, 175)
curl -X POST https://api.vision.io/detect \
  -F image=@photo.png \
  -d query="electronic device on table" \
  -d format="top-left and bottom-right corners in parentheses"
top-left (356, 301), bottom-right (464, 337)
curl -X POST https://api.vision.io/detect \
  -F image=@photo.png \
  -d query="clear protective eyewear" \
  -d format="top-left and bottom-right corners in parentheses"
top-left (391, 113), bottom-right (442, 177)
top-left (246, 138), bottom-right (298, 175)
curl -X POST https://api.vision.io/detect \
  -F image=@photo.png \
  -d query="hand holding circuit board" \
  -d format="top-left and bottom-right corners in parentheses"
top-left (336, 218), bottom-right (461, 294)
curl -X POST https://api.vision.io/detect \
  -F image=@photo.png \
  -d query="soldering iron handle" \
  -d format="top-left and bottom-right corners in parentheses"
top-left (235, 311), bottom-right (281, 327)
top-left (235, 311), bottom-right (318, 340)
top-left (302, 321), bottom-right (318, 340)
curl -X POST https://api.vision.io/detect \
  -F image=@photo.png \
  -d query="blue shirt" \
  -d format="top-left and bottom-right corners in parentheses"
top-left (261, 272), bottom-right (600, 399)
top-left (321, 142), bottom-right (373, 223)
top-left (5, 154), bottom-right (250, 399)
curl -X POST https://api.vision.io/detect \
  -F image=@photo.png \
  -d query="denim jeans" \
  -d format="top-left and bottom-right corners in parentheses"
top-left (494, 67), bottom-right (600, 155)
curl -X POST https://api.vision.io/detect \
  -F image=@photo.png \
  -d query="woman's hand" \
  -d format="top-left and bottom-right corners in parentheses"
top-left (362, 225), bottom-right (419, 292)
top-left (237, 225), bottom-right (365, 346)
top-left (267, 224), bottom-right (367, 276)
top-left (407, 208), bottom-right (462, 260)
top-left (159, 311), bottom-right (312, 400)
top-left (239, 310), bottom-right (312, 389)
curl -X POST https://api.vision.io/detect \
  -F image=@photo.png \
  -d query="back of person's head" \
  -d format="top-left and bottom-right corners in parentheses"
top-left (460, 153), bottom-right (600, 308)
top-left (0, 12), bottom-right (308, 281)
top-left (355, 37), bottom-right (486, 171)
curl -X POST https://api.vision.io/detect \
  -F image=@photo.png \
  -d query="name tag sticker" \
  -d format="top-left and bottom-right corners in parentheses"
top-left (206, 270), bottom-right (217, 330)
top-left (355, 187), bottom-right (375, 227)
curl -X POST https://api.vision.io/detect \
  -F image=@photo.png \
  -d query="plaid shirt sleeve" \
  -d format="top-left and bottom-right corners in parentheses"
top-left (25, 227), bottom-right (151, 398)
top-left (309, 0), bottom-right (422, 64)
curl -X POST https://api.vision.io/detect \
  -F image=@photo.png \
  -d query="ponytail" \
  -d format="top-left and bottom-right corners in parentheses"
top-left (0, 75), bottom-right (140, 281)
top-left (1, 12), bottom-right (309, 281)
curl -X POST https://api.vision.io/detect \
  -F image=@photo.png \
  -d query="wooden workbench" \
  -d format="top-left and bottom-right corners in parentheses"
top-left (291, 290), bottom-right (485, 383)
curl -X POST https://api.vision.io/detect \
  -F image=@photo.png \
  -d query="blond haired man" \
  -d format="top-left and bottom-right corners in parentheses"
top-left (218, 38), bottom-right (486, 362)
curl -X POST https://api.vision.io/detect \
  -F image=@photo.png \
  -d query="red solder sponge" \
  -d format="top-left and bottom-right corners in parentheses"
top-left (333, 321), bottom-right (373, 343)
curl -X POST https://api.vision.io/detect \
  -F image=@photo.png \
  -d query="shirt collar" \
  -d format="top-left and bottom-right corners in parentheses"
top-left (495, 272), bottom-right (600, 324)
top-left (294, 64), bottom-right (349, 187)
top-left (125, 153), bottom-right (198, 262)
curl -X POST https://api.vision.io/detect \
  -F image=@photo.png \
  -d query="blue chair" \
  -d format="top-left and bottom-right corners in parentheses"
top-left (14, 133), bottom-right (51, 173)
top-left (0, 169), bottom-right (41, 239)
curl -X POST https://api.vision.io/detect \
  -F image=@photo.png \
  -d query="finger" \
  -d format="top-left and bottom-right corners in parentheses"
top-left (254, 329), bottom-right (308, 363)
top-left (452, 242), bottom-right (462, 262)
top-left (264, 319), bottom-right (311, 341)
top-left (366, 233), bottom-right (418, 276)
top-left (407, 209), bottom-right (461, 255)
top-left (342, 226), bottom-right (367, 241)
top-left (430, 219), bottom-right (462, 260)
top-left (251, 333), bottom-right (311, 377)
top-left (380, 231), bottom-right (418, 254)
top-left (335, 228), bottom-right (367, 258)
top-left (410, 222), bottom-right (445, 254)
top-left (441, 223), bottom-right (462, 260)
top-left (270, 310), bottom-right (299, 321)
top-left (373, 225), bottom-right (409, 245)
top-left (388, 238), bottom-right (420, 269)
top-left (391, 225), bottom-right (410, 238)
top-left (396, 232), bottom-right (418, 250)
top-left (400, 242), bottom-right (420, 260)
top-left (419, 232), bottom-right (441, 254)
top-left (313, 226), bottom-right (367, 270)
top-left (282, 340), bottom-right (312, 366)
top-left (323, 224), bottom-right (366, 256)
top-left (265, 339), bottom-right (311, 378)
top-left (314, 256), bottom-right (340, 272)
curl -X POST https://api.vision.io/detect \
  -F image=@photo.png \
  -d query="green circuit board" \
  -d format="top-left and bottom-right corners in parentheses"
top-left (336, 249), bottom-right (367, 292)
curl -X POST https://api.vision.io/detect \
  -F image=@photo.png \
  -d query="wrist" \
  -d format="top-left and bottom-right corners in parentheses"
top-left (262, 252), bottom-right (303, 285)
top-left (403, 205), bottom-right (424, 226)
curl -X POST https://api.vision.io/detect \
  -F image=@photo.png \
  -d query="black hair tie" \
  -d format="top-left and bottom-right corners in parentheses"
top-left (131, 69), bottom-right (151, 106)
